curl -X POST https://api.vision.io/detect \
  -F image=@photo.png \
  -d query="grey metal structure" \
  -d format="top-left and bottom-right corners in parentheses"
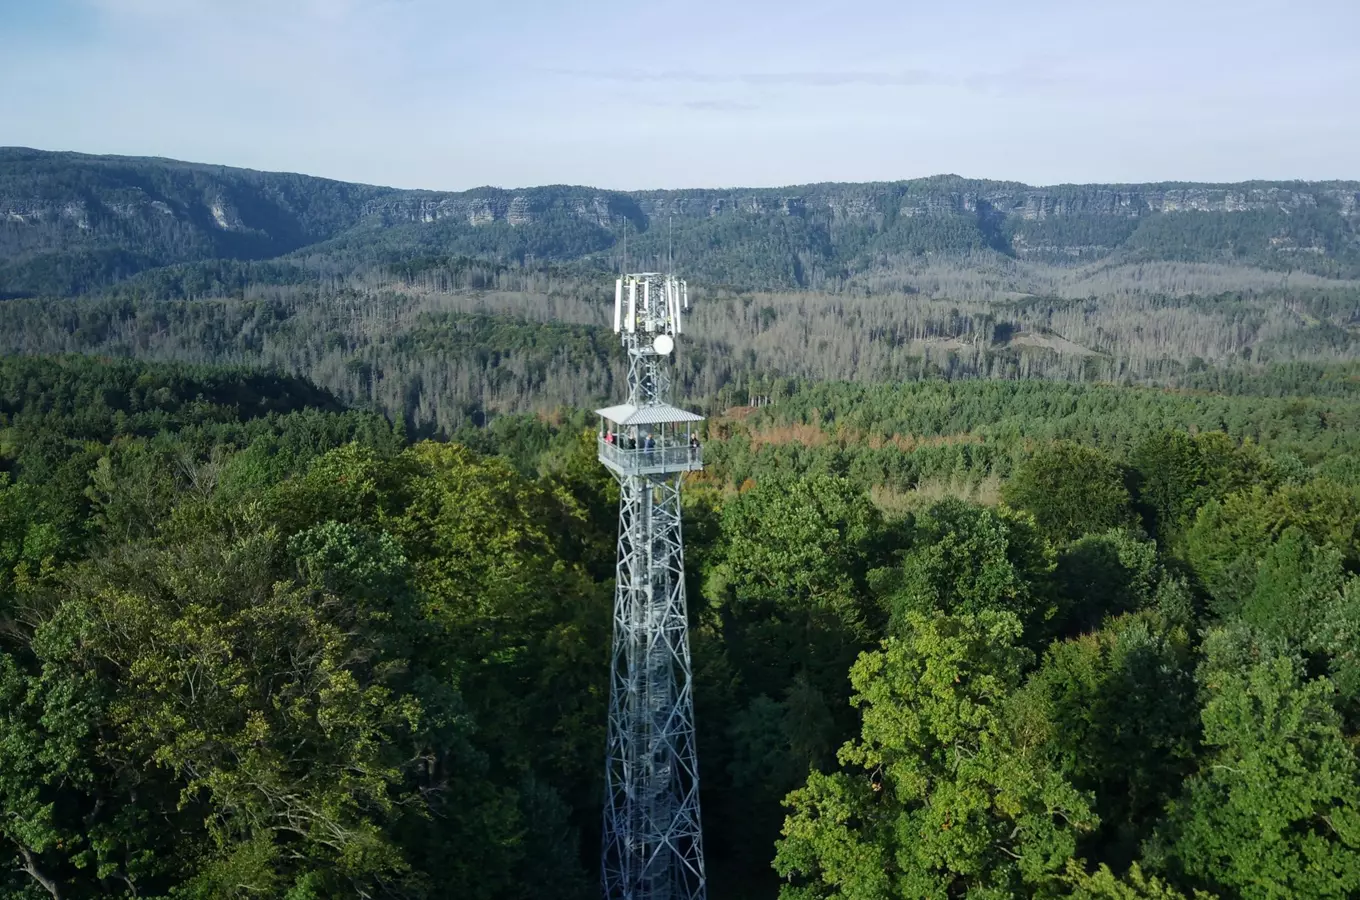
top-left (597, 273), bottom-right (706, 900)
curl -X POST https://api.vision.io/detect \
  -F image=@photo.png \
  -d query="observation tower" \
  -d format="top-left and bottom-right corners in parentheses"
top-left (597, 273), bottom-right (706, 900)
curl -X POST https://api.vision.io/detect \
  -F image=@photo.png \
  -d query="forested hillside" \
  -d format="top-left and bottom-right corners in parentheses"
top-left (7, 148), bottom-right (1360, 439)
top-left (3, 275), bottom-right (1360, 436)
top-left (2, 355), bottom-right (1360, 899)
top-left (4, 148), bottom-right (1360, 297)
top-left (6, 149), bottom-right (1360, 435)
top-left (5, 148), bottom-right (1360, 898)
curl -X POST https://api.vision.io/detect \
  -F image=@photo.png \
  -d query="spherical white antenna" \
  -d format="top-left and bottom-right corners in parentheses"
top-left (653, 334), bottom-right (674, 356)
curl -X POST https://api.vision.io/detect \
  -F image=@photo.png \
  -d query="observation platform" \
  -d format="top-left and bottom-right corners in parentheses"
top-left (596, 402), bottom-right (705, 478)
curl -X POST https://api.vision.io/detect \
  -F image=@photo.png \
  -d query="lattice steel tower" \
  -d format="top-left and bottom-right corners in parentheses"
top-left (595, 273), bottom-right (706, 900)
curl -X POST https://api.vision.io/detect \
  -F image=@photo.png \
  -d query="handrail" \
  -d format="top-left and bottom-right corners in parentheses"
top-left (598, 438), bottom-right (703, 471)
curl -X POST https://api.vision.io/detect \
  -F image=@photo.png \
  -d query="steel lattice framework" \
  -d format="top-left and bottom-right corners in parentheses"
top-left (598, 273), bottom-right (706, 900)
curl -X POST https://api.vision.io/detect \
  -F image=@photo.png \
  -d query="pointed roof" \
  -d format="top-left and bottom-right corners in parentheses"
top-left (595, 403), bottom-right (704, 426)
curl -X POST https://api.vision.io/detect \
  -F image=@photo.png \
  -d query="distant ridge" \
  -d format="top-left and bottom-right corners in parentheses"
top-left (2, 147), bottom-right (1358, 296)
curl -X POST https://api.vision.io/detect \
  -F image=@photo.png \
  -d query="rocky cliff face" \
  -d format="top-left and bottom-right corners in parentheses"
top-left (352, 180), bottom-right (1360, 245)
top-left (3, 147), bottom-right (1359, 296)
top-left (357, 189), bottom-right (625, 228)
top-left (1, 191), bottom-right (252, 232)
top-left (5, 148), bottom-right (1356, 236)
top-left (897, 185), bottom-right (1354, 219)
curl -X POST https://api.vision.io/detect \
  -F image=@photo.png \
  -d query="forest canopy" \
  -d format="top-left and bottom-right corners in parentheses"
top-left (1, 354), bottom-right (1359, 898)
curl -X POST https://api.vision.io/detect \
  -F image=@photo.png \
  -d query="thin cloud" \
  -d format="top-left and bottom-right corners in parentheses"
top-left (85, 0), bottom-right (404, 17)
top-left (545, 66), bottom-right (1071, 92)
top-left (627, 96), bottom-right (764, 113)
top-left (679, 99), bottom-right (761, 112)
top-left (548, 67), bottom-right (943, 87)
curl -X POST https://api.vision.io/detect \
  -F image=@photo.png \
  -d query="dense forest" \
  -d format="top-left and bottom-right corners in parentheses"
top-left (1, 354), bottom-right (1359, 898)
top-left (4, 149), bottom-right (1360, 898)
top-left (1, 275), bottom-right (1360, 436)
top-left (7, 149), bottom-right (1360, 444)
top-left (6, 149), bottom-right (1360, 430)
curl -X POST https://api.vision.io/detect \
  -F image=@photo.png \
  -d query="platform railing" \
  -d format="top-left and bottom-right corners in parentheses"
top-left (598, 438), bottom-right (703, 474)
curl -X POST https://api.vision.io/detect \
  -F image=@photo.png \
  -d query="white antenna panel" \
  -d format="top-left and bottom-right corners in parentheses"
top-left (614, 279), bottom-right (623, 333)
top-left (626, 280), bottom-right (637, 333)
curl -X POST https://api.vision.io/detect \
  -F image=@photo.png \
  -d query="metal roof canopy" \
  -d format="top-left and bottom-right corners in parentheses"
top-left (595, 403), bottom-right (704, 426)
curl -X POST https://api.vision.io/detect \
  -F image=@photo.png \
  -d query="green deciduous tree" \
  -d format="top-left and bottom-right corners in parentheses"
top-left (1132, 431), bottom-right (1274, 547)
top-left (391, 441), bottom-right (608, 796)
top-left (703, 475), bottom-right (892, 893)
top-left (1, 433), bottom-right (602, 899)
top-left (1152, 627), bottom-right (1360, 898)
top-left (1014, 613), bottom-right (1199, 869)
top-left (1184, 479), bottom-right (1360, 617)
top-left (1002, 442), bottom-right (1134, 544)
top-left (774, 611), bottom-right (1097, 899)
top-left (1239, 526), bottom-right (1345, 646)
top-left (1, 521), bottom-right (428, 898)
top-left (1313, 579), bottom-right (1360, 716)
top-left (879, 498), bottom-right (1056, 640)
top-left (1062, 861), bottom-right (1212, 899)
top-left (1053, 528), bottom-right (1162, 634)
top-left (706, 474), bottom-right (890, 704)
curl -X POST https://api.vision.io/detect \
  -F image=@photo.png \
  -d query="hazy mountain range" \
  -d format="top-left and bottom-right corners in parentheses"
top-left (3, 147), bottom-right (1359, 298)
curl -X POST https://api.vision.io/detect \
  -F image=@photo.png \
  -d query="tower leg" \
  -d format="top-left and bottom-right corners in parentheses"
top-left (602, 474), bottom-right (705, 900)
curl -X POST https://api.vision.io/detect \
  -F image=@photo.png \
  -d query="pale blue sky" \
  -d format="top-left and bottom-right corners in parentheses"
top-left (1, 0), bottom-right (1357, 190)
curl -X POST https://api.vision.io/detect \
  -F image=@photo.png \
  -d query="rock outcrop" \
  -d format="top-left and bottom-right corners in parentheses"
top-left (2, 147), bottom-right (1358, 295)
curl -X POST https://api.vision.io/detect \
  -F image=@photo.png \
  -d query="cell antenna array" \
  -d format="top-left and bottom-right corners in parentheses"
top-left (595, 271), bottom-right (705, 900)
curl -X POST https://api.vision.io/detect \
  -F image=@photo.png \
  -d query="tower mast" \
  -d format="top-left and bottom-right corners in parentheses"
top-left (596, 270), bottom-right (705, 900)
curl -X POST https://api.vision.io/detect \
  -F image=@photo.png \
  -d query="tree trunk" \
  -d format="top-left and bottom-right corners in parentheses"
top-left (18, 847), bottom-right (62, 900)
